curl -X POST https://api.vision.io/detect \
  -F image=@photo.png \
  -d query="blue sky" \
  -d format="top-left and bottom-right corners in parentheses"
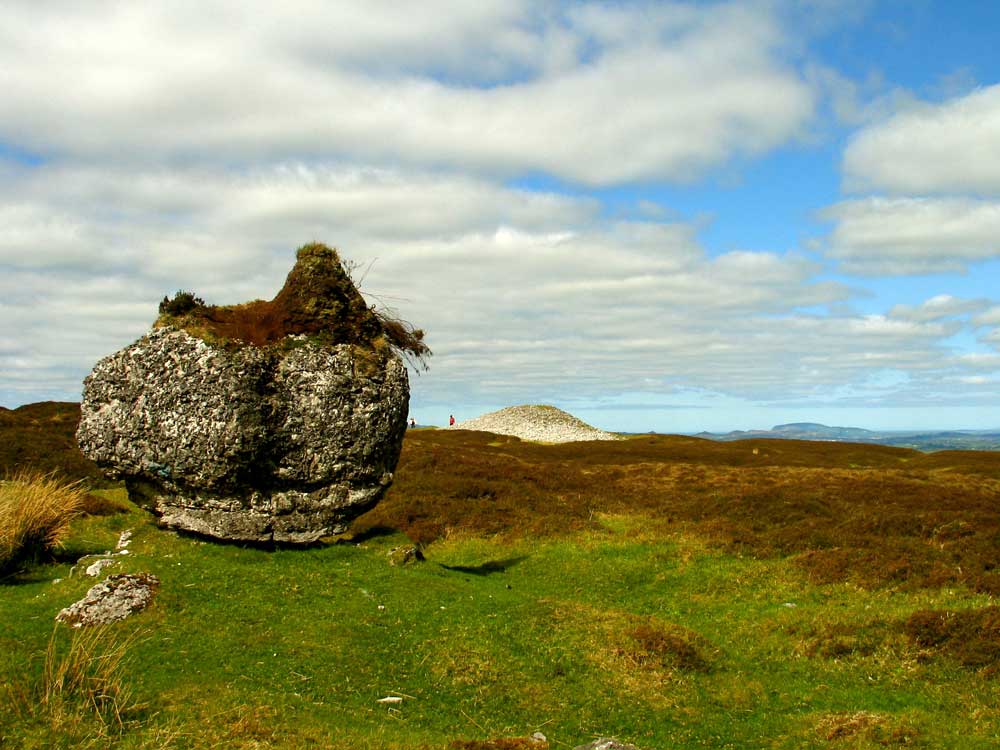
top-left (1, 1), bottom-right (999, 432)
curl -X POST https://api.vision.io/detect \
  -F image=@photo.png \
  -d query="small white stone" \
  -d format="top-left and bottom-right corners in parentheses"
top-left (85, 559), bottom-right (116, 577)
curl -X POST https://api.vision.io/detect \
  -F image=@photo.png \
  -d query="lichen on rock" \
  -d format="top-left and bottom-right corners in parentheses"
top-left (77, 243), bottom-right (418, 544)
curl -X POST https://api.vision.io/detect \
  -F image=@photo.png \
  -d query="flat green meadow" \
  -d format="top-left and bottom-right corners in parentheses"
top-left (3, 428), bottom-right (1000, 748)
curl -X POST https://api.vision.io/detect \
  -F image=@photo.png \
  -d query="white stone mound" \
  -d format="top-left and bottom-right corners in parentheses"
top-left (454, 404), bottom-right (621, 443)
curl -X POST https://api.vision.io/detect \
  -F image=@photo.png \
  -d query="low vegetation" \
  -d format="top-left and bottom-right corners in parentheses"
top-left (361, 430), bottom-right (1000, 592)
top-left (5, 625), bottom-right (142, 745)
top-left (2, 417), bottom-right (1000, 747)
top-left (154, 243), bottom-right (431, 368)
top-left (0, 401), bottom-right (109, 486)
top-left (0, 470), bottom-right (88, 573)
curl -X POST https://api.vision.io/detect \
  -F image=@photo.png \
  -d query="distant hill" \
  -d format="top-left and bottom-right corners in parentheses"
top-left (0, 401), bottom-right (112, 485)
top-left (696, 422), bottom-right (1000, 452)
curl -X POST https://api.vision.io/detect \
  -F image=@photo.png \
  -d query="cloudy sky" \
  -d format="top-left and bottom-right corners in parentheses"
top-left (2, 1), bottom-right (999, 432)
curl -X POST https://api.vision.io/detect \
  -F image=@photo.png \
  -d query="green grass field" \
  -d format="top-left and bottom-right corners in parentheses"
top-left (3, 425), bottom-right (1000, 748)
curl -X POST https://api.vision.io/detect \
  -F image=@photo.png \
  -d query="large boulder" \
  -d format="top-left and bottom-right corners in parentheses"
top-left (77, 244), bottom-right (417, 544)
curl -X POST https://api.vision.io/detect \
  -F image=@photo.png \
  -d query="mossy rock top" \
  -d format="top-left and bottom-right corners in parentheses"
top-left (155, 243), bottom-right (384, 350)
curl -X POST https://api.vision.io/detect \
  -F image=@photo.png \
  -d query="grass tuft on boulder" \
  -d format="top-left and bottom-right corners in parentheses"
top-left (0, 471), bottom-right (87, 572)
top-left (154, 242), bottom-right (431, 367)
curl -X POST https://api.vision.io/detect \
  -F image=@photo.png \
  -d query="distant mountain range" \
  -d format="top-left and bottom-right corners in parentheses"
top-left (694, 422), bottom-right (1000, 452)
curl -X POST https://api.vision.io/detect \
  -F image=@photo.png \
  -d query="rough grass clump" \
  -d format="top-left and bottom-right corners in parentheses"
top-left (0, 471), bottom-right (87, 572)
top-left (793, 619), bottom-right (890, 660)
top-left (815, 711), bottom-right (919, 745)
top-left (5, 625), bottom-right (141, 738)
top-left (905, 607), bottom-right (1000, 670)
top-left (625, 622), bottom-right (713, 673)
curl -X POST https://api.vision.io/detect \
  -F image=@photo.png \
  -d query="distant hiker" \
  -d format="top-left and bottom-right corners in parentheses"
top-left (409, 417), bottom-right (416, 429)
top-left (449, 415), bottom-right (455, 427)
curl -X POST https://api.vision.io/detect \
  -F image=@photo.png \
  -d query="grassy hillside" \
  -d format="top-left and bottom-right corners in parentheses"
top-left (3, 420), bottom-right (1000, 748)
top-left (0, 402), bottom-right (109, 487)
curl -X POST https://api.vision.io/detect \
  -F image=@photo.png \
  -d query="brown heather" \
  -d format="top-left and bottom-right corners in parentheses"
top-left (359, 429), bottom-right (1000, 592)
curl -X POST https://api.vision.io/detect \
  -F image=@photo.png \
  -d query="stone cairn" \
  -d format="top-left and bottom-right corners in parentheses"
top-left (77, 243), bottom-right (421, 544)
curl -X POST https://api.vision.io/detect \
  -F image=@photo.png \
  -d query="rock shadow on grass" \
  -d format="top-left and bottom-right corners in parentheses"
top-left (439, 556), bottom-right (529, 576)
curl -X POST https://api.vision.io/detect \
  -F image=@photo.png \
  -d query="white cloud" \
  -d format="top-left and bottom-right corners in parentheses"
top-left (0, 1), bottom-right (814, 184)
top-left (974, 306), bottom-right (1000, 327)
top-left (890, 295), bottom-right (991, 322)
top-left (806, 63), bottom-right (921, 129)
top-left (843, 84), bottom-right (1000, 195)
top-left (3, 160), bottom-right (989, 412)
top-left (955, 352), bottom-right (1000, 370)
top-left (822, 197), bottom-right (1000, 274)
top-left (0, 2), bottom-right (995, 424)
top-left (983, 328), bottom-right (1000, 349)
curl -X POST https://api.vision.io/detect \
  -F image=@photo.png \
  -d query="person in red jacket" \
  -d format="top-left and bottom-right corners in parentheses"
top-left (449, 415), bottom-right (455, 426)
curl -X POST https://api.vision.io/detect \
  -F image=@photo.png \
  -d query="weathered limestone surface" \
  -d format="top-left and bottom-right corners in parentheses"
top-left (77, 245), bottom-right (411, 543)
top-left (57, 573), bottom-right (160, 627)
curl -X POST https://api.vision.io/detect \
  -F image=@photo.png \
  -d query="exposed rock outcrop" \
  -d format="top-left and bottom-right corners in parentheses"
top-left (56, 573), bottom-right (160, 627)
top-left (455, 405), bottom-right (620, 443)
top-left (77, 244), bottom-right (415, 543)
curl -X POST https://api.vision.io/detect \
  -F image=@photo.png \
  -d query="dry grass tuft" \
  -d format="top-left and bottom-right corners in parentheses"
top-left (0, 470), bottom-right (87, 572)
top-left (220, 704), bottom-right (278, 747)
top-left (815, 711), bottom-right (919, 745)
top-left (6, 625), bottom-right (142, 735)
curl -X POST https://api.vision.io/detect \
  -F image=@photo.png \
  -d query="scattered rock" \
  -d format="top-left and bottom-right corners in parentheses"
top-left (77, 244), bottom-right (413, 544)
top-left (56, 573), bottom-right (160, 627)
top-left (117, 530), bottom-right (132, 550)
top-left (387, 545), bottom-right (425, 566)
top-left (456, 405), bottom-right (620, 443)
top-left (530, 732), bottom-right (547, 743)
top-left (573, 740), bottom-right (641, 750)
top-left (84, 558), bottom-right (117, 577)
